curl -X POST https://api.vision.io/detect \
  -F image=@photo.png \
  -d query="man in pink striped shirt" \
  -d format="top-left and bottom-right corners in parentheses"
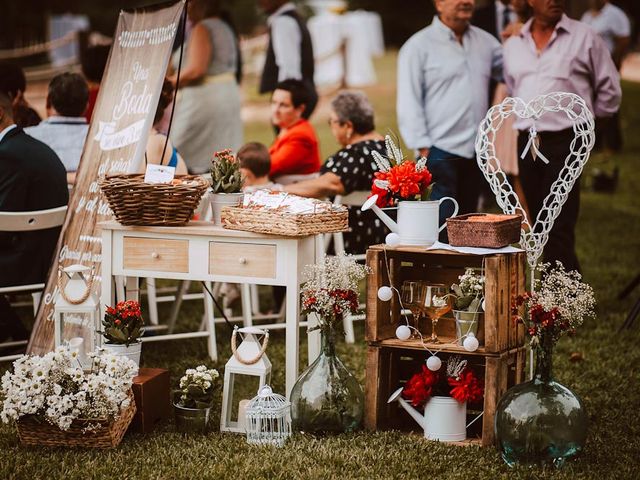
top-left (503, 0), bottom-right (621, 273)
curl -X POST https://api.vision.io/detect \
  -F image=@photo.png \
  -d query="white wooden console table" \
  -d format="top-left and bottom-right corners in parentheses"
top-left (99, 220), bottom-right (322, 397)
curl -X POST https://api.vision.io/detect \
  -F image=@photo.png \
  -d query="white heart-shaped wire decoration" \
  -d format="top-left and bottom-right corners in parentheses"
top-left (475, 92), bottom-right (595, 269)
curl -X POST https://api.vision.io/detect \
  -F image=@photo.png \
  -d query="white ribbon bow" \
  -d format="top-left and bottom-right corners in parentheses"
top-left (520, 125), bottom-right (550, 164)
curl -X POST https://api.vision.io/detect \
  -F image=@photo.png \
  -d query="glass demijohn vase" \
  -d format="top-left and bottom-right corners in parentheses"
top-left (290, 323), bottom-right (364, 433)
top-left (495, 335), bottom-right (588, 468)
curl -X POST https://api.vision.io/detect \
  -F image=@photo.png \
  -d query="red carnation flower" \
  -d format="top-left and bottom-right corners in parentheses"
top-left (402, 365), bottom-right (439, 408)
top-left (448, 368), bottom-right (484, 404)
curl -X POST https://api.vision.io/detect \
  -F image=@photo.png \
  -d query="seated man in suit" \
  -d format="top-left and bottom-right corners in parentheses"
top-left (0, 91), bottom-right (69, 342)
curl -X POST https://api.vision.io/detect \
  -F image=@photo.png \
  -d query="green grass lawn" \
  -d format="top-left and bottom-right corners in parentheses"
top-left (1, 53), bottom-right (640, 479)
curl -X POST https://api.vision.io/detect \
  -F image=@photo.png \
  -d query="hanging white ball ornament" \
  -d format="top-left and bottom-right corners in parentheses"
top-left (395, 325), bottom-right (411, 341)
top-left (482, 299), bottom-right (486, 311)
top-left (377, 286), bottom-right (393, 302)
top-left (385, 232), bottom-right (401, 247)
top-left (463, 332), bottom-right (479, 352)
top-left (426, 355), bottom-right (442, 371)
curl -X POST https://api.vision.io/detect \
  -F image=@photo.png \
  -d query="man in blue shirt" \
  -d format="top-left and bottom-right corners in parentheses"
top-left (397, 0), bottom-right (502, 234)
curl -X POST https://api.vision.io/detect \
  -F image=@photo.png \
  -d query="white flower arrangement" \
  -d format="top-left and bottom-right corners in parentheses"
top-left (451, 268), bottom-right (485, 312)
top-left (300, 254), bottom-right (370, 331)
top-left (175, 365), bottom-right (220, 409)
top-left (1, 347), bottom-right (137, 431)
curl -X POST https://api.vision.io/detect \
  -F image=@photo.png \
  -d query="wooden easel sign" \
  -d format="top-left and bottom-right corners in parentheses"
top-left (28, 0), bottom-right (185, 355)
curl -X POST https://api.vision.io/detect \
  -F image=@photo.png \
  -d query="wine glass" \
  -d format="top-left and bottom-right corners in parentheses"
top-left (422, 284), bottom-right (451, 344)
top-left (401, 281), bottom-right (425, 338)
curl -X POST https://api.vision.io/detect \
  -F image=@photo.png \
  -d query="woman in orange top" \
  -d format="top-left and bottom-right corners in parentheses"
top-left (269, 79), bottom-right (321, 183)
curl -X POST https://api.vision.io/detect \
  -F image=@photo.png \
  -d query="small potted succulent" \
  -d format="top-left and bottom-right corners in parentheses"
top-left (101, 300), bottom-right (144, 366)
top-left (173, 365), bottom-right (220, 433)
top-left (450, 268), bottom-right (485, 345)
top-left (209, 148), bottom-right (244, 225)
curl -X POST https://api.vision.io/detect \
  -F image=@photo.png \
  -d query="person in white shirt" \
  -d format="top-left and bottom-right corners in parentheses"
top-left (24, 72), bottom-right (89, 185)
top-left (397, 0), bottom-right (502, 238)
top-left (582, 0), bottom-right (630, 153)
top-left (582, 0), bottom-right (631, 69)
top-left (258, 0), bottom-right (318, 118)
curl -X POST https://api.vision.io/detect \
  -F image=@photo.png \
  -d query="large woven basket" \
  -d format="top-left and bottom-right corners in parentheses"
top-left (16, 392), bottom-right (136, 448)
top-left (447, 213), bottom-right (522, 248)
top-left (221, 205), bottom-right (349, 236)
top-left (99, 174), bottom-right (209, 226)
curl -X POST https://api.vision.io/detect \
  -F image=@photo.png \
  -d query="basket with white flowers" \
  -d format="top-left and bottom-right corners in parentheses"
top-left (0, 347), bottom-right (137, 448)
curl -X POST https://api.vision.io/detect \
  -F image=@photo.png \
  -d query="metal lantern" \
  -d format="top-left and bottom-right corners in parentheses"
top-left (245, 385), bottom-right (291, 447)
top-left (53, 264), bottom-right (100, 369)
top-left (220, 326), bottom-right (271, 433)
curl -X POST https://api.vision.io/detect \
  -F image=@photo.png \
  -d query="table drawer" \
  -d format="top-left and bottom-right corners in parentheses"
top-left (123, 237), bottom-right (189, 273)
top-left (209, 242), bottom-right (276, 278)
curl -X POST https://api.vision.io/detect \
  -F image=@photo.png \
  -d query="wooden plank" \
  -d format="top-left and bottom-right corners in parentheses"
top-left (27, 3), bottom-right (186, 355)
top-left (364, 345), bottom-right (381, 430)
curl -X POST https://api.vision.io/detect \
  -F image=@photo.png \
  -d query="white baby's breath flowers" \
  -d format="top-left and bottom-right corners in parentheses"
top-left (0, 347), bottom-right (136, 431)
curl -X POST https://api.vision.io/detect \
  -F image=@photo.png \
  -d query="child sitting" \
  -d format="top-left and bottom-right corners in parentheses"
top-left (237, 142), bottom-right (281, 192)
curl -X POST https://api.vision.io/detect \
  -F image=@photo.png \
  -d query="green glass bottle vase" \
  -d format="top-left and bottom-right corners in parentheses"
top-left (495, 336), bottom-right (588, 468)
top-left (290, 323), bottom-right (364, 433)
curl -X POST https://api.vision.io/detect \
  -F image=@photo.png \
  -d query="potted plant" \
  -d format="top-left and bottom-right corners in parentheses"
top-left (388, 355), bottom-right (483, 442)
top-left (101, 300), bottom-right (144, 366)
top-left (290, 254), bottom-right (369, 433)
top-left (0, 347), bottom-right (138, 448)
top-left (495, 262), bottom-right (596, 467)
top-left (173, 365), bottom-right (220, 433)
top-left (361, 136), bottom-right (458, 246)
top-left (450, 268), bottom-right (485, 345)
top-left (209, 148), bottom-right (244, 225)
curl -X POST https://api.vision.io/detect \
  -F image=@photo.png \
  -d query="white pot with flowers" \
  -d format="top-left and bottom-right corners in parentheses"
top-left (0, 347), bottom-right (138, 447)
top-left (450, 268), bottom-right (486, 346)
top-left (209, 149), bottom-right (244, 225)
top-left (361, 136), bottom-right (459, 246)
top-left (101, 300), bottom-right (144, 367)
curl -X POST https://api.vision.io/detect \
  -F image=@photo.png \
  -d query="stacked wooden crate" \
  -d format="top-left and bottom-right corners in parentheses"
top-left (364, 245), bottom-right (527, 446)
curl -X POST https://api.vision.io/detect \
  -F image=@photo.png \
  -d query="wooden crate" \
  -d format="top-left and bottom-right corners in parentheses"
top-left (366, 245), bottom-right (526, 354)
top-left (364, 345), bottom-right (526, 447)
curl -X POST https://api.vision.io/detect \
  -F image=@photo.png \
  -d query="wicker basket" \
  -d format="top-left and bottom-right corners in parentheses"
top-left (447, 213), bottom-right (522, 248)
top-left (16, 393), bottom-right (136, 448)
top-left (221, 205), bottom-right (349, 236)
top-left (99, 174), bottom-right (209, 226)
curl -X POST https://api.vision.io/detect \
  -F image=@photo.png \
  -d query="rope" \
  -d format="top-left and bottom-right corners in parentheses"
top-left (57, 266), bottom-right (95, 305)
top-left (231, 326), bottom-right (269, 365)
top-left (0, 31), bottom-right (78, 60)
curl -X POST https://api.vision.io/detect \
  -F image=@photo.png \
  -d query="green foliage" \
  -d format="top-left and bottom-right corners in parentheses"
top-left (210, 149), bottom-right (243, 194)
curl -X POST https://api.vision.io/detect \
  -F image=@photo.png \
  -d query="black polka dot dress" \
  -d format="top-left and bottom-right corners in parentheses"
top-left (321, 139), bottom-right (388, 254)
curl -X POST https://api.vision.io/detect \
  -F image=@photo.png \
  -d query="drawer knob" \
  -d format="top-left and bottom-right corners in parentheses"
top-left (151, 252), bottom-right (160, 259)
top-left (238, 257), bottom-right (247, 265)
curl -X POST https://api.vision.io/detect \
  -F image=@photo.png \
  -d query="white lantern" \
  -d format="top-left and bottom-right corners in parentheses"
top-left (220, 326), bottom-right (271, 433)
top-left (53, 264), bottom-right (100, 369)
top-left (245, 385), bottom-right (291, 447)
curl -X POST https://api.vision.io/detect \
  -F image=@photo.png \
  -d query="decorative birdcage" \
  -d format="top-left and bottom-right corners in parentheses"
top-left (245, 385), bottom-right (291, 447)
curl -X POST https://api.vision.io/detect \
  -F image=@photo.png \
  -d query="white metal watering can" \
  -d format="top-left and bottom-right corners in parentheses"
top-left (388, 387), bottom-right (467, 441)
top-left (361, 195), bottom-right (459, 246)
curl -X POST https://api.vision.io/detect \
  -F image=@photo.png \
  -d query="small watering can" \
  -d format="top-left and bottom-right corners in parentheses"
top-left (388, 387), bottom-right (467, 441)
top-left (362, 195), bottom-right (459, 246)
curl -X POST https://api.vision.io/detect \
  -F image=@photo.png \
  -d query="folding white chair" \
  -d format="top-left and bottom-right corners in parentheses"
top-left (0, 205), bottom-right (67, 362)
top-left (325, 191), bottom-right (370, 343)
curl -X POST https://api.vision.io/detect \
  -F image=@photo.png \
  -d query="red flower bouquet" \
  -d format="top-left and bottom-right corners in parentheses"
top-left (102, 300), bottom-right (144, 346)
top-left (402, 356), bottom-right (483, 408)
top-left (370, 136), bottom-right (434, 208)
